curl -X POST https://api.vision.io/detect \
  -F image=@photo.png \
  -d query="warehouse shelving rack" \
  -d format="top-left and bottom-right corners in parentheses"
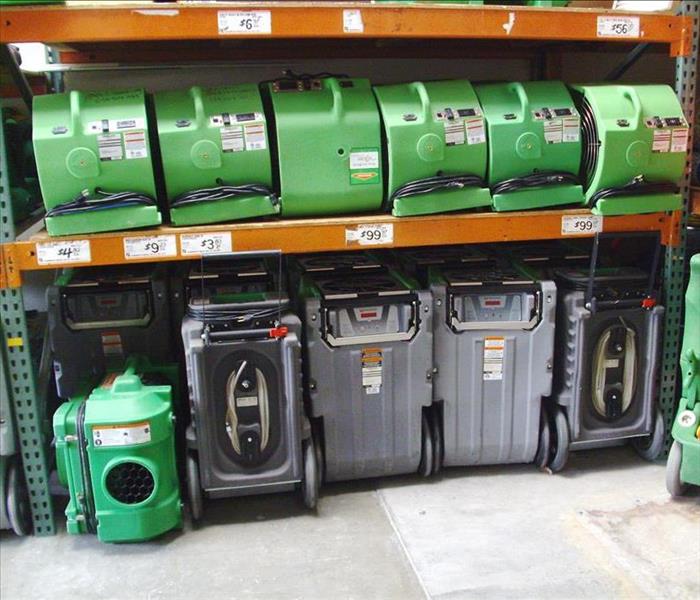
top-left (0, 0), bottom-right (696, 536)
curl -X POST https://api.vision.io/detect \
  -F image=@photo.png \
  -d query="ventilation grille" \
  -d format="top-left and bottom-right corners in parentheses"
top-left (105, 462), bottom-right (155, 505)
top-left (578, 95), bottom-right (600, 188)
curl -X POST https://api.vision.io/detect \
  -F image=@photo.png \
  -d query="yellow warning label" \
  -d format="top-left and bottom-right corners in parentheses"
top-left (6, 337), bottom-right (23, 348)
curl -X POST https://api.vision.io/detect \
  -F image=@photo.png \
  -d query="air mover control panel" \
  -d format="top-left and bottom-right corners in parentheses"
top-left (32, 89), bottom-right (160, 235)
top-left (154, 84), bottom-right (277, 225)
top-left (266, 77), bottom-right (383, 216)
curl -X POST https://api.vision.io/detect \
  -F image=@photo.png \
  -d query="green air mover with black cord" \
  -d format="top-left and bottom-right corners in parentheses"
top-left (154, 85), bottom-right (278, 226)
top-left (53, 356), bottom-right (182, 543)
top-left (573, 84), bottom-right (686, 216)
top-left (33, 89), bottom-right (160, 236)
top-left (373, 80), bottom-right (491, 217)
top-left (264, 74), bottom-right (383, 217)
top-left (474, 81), bottom-right (584, 212)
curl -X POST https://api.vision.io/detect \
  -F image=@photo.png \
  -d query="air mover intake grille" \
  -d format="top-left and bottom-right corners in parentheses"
top-left (105, 462), bottom-right (155, 505)
top-left (577, 95), bottom-right (600, 189)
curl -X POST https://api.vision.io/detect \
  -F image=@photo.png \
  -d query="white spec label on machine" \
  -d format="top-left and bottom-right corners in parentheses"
top-left (670, 127), bottom-right (689, 153)
top-left (123, 131), bottom-right (148, 159)
top-left (123, 235), bottom-right (177, 259)
top-left (483, 337), bottom-right (504, 381)
top-left (346, 223), bottom-right (394, 246)
top-left (92, 421), bottom-right (151, 447)
top-left (88, 118), bottom-right (146, 134)
top-left (343, 9), bottom-right (364, 33)
top-left (361, 348), bottom-right (383, 395)
top-left (220, 125), bottom-right (245, 152)
top-left (561, 215), bottom-right (604, 236)
top-left (36, 240), bottom-right (91, 265)
top-left (596, 15), bottom-right (640, 38)
top-left (180, 232), bottom-right (233, 255)
top-left (465, 117), bottom-right (486, 145)
top-left (349, 150), bottom-right (380, 170)
top-left (444, 121), bottom-right (466, 146)
top-left (218, 11), bottom-right (272, 35)
top-left (97, 133), bottom-right (124, 161)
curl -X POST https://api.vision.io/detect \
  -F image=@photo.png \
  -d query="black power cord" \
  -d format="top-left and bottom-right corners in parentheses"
top-left (491, 171), bottom-right (580, 196)
top-left (186, 303), bottom-right (287, 325)
top-left (588, 175), bottom-right (677, 208)
top-left (170, 183), bottom-right (278, 209)
top-left (389, 174), bottom-right (485, 209)
top-left (45, 188), bottom-right (156, 218)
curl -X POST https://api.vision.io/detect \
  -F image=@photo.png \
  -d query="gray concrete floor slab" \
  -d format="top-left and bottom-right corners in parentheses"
top-left (1, 447), bottom-right (698, 600)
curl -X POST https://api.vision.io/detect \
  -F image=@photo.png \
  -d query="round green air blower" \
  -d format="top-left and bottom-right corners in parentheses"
top-left (474, 80), bottom-right (585, 212)
top-left (573, 84), bottom-right (686, 216)
top-left (32, 89), bottom-right (160, 236)
top-left (154, 84), bottom-right (278, 226)
top-left (373, 79), bottom-right (492, 217)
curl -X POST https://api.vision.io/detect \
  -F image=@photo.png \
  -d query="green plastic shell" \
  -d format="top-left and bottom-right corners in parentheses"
top-left (53, 358), bottom-right (182, 543)
top-left (265, 77), bottom-right (383, 217)
top-left (374, 80), bottom-right (492, 216)
top-left (574, 84), bottom-right (686, 216)
top-left (474, 80), bottom-right (584, 211)
top-left (32, 89), bottom-right (160, 236)
top-left (154, 84), bottom-right (278, 226)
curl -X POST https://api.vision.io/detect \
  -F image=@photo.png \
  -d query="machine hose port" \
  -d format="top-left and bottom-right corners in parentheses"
top-left (105, 462), bottom-right (155, 505)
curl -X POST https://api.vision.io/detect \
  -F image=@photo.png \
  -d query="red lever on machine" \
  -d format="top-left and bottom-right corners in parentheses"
top-left (269, 326), bottom-right (289, 338)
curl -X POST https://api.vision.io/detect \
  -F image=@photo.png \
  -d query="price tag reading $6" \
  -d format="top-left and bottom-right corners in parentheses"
top-left (180, 232), bottom-right (232, 255)
top-left (218, 11), bottom-right (272, 35)
top-left (123, 235), bottom-right (177, 260)
top-left (346, 223), bottom-right (394, 246)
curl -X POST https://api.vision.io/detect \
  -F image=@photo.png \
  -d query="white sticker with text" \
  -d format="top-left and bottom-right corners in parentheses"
top-left (36, 240), bottom-right (91, 265)
top-left (124, 235), bottom-right (177, 260)
top-left (180, 232), bottom-right (232, 255)
top-left (561, 215), bottom-right (604, 236)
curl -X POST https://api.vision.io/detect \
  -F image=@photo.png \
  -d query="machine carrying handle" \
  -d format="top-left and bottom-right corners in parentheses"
top-left (586, 232), bottom-right (661, 314)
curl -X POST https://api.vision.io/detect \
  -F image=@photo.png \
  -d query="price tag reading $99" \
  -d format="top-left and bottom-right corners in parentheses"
top-left (345, 223), bottom-right (394, 246)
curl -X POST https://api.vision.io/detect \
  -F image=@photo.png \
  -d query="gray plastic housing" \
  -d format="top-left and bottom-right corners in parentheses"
top-left (432, 279), bottom-right (557, 466)
top-left (47, 271), bottom-right (173, 399)
top-left (303, 290), bottom-right (433, 482)
top-left (181, 312), bottom-right (305, 498)
top-left (552, 291), bottom-right (664, 449)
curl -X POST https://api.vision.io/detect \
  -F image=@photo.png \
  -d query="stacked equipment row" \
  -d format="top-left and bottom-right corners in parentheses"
top-left (49, 236), bottom-right (666, 542)
top-left (33, 79), bottom-right (687, 235)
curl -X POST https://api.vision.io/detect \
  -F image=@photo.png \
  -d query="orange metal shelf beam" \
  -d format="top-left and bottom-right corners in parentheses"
top-left (0, 209), bottom-right (671, 288)
top-left (0, 3), bottom-right (691, 56)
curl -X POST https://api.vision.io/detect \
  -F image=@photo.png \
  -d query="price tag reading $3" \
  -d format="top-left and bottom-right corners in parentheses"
top-left (180, 232), bottom-right (233, 255)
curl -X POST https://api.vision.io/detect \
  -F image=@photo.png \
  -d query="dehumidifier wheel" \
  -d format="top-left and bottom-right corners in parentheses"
top-left (6, 460), bottom-right (31, 536)
top-left (535, 407), bottom-right (552, 470)
top-left (418, 413), bottom-right (433, 478)
top-left (302, 437), bottom-right (319, 510)
top-left (430, 408), bottom-right (443, 476)
top-left (548, 406), bottom-right (570, 473)
top-left (632, 407), bottom-right (665, 462)
top-left (312, 422), bottom-right (324, 487)
top-left (186, 453), bottom-right (203, 522)
top-left (665, 441), bottom-right (688, 498)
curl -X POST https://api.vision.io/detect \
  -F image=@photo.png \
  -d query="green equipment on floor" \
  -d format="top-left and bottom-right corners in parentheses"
top-left (373, 80), bottom-right (491, 217)
top-left (33, 89), bottom-right (160, 236)
top-left (574, 84), bottom-right (686, 216)
top-left (265, 76), bottom-right (383, 216)
top-left (667, 253), bottom-right (700, 497)
top-left (53, 357), bottom-right (182, 543)
top-left (474, 81), bottom-right (584, 211)
top-left (154, 85), bottom-right (278, 226)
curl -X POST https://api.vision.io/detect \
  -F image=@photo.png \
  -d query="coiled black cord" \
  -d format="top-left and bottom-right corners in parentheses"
top-left (45, 188), bottom-right (156, 218)
top-left (491, 171), bottom-right (581, 195)
top-left (170, 183), bottom-right (278, 209)
top-left (389, 174), bottom-right (485, 209)
top-left (186, 303), bottom-right (285, 325)
top-left (588, 175), bottom-right (677, 207)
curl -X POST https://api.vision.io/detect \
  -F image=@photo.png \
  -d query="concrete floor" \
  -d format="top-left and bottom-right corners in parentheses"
top-left (1, 446), bottom-right (699, 600)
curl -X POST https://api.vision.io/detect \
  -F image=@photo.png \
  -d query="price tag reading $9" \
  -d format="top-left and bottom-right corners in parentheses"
top-left (123, 235), bottom-right (177, 260)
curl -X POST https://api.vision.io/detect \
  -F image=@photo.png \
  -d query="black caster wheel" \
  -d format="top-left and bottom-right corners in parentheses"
top-left (548, 405), bottom-right (570, 473)
top-left (6, 460), bottom-right (31, 536)
top-left (535, 407), bottom-right (552, 470)
top-left (186, 453), bottom-right (203, 522)
top-left (418, 413), bottom-right (433, 478)
top-left (301, 437), bottom-right (319, 510)
top-left (666, 441), bottom-right (688, 498)
top-left (430, 408), bottom-right (443, 476)
top-left (632, 407), bottom-right (665, 462)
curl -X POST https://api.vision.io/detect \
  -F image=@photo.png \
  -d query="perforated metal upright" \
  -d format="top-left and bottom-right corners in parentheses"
top-left (659, 0), bottom-right (699, 455)
top-left (0, 117), bottom-right (55, 535)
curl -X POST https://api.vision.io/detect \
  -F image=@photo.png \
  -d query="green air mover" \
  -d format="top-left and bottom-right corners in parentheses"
top-left (33, 89), bottom-right (160, 236)
top-left (667, 254), bottom-right (700, 497)
top-left (154, 85), bottom-right (278, 226)
top-left (373, 80), bottom-right (491, 217)
top-left (474, 81), bottom-right (584, 212)
top-left (574, 84), bottom-right (686, 216)
top-left (265, 76), bottom-right (383, 217)
top-left (53, 357), bottom-right (182, 543)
